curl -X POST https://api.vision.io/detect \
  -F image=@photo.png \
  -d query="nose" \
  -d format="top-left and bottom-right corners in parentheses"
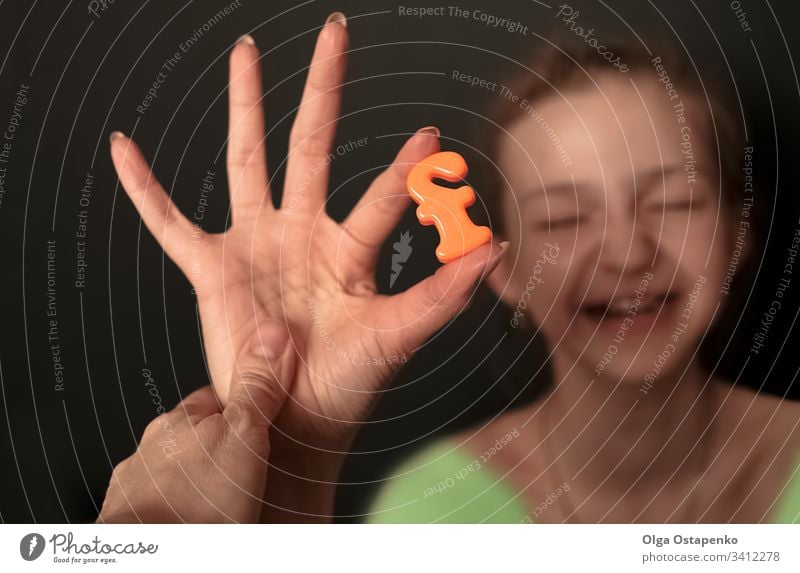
top-left (597, 205), bottom-right (656, 274)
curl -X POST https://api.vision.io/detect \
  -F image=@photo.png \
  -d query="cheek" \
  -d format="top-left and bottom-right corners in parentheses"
top-left (659, 209), bottom-right (730, 274)
top-left (660, 210), bottom-right (731, 325)
top-left (510, 236), bottom-right (570, 323)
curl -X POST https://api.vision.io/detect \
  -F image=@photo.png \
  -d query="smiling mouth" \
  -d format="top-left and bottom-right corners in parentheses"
top-left (580, 291), bottom-right (679, 322)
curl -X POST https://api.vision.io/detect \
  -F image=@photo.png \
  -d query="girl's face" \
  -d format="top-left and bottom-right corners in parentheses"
top-left (492, 72), bottom-right (734, 384)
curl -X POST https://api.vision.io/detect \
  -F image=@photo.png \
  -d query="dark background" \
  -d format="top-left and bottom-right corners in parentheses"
top-left (0, 0), bottom-right (799, 523)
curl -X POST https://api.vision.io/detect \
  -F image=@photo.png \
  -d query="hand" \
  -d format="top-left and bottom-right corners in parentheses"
top-left (109, 13), bottom-right (508, 519)
top-left (97, 369), bottom-right (292, 523)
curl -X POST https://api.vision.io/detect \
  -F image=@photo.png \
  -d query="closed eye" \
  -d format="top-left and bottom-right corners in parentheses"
top-left (650, 198), bottom-right (708, 212)
top-left (533, 216), bottom-right (582, 231)
top-left (664, 198), bottom-right (709, 211)
top-left (665, 200), bottom-right (694, 210)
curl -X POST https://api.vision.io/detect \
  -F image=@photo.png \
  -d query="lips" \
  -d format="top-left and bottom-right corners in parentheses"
top-left (579, 291), bottom-right (679, 323)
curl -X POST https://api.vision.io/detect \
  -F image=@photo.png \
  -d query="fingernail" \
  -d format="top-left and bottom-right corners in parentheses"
top-left (237, 34), bottom-right (255, 46)
top-left (109, 131), bottom-right (126, 144)
top-left (417, 126), bottom-right (440, 138)
top-left (325, 11), bottom-right (347, 28)
top-left (486, 241), bottom-right (510, 274)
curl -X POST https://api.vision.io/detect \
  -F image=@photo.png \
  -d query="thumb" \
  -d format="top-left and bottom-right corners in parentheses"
top-left (389, 240), bottom-right (510, 348)
top-left (223, 320), bottom-right (296, 434)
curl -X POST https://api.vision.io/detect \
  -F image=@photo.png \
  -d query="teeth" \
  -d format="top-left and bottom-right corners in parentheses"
top-left (584, 292), bottom-right (672, 318)
top-left (605, 299), bottom-right (631, 314)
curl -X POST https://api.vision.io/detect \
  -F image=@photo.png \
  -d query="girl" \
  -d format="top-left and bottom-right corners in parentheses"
top-left (368, 44), bottom-right (800, 523)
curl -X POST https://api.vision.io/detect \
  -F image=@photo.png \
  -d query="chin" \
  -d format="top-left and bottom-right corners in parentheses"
top-left (565, 333), bottom-right (693, 388)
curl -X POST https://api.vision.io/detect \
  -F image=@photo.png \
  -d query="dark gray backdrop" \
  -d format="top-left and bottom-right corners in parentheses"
top-left (0, 0), bottom-right (798, 523)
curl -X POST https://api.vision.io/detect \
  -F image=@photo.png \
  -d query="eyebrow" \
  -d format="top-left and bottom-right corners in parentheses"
top-left (518, 181), bottom-right (584, 211)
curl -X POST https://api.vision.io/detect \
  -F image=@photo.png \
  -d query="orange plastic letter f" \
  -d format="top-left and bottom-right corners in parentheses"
top-left (406, 151), bottom-right (492, 264)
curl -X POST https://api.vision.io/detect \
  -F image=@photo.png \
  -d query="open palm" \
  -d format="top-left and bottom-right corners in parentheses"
top-left (110, 16), bottom-right (505, 472)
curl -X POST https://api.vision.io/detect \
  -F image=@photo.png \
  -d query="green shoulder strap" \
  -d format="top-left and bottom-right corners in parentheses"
top-left (772, 453), bottom-right (800, 523)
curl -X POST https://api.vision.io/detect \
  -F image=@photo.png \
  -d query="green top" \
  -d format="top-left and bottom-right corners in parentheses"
top-left (367, 440), bottom-right (800, 524)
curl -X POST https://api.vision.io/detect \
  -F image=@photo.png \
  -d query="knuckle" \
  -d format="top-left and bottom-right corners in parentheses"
top-left (307, 66), bottom-right (332, 94)
top-left (142, 411), bottom-right (183, 441)
top-left (225, 374), bottom-right (283, 430)
top-left (289, 124), bottom-right (331, 161)
top-left (227, 142), bottom-right (262, 170)
top-left (370, 176), bottom-right (405, 215)
top-left (142, 414), bottom-right (168, 437)
top-left (222, 400), bottom-right (251, 428)
top-left (425, 274), bottom-right (448, 304)
top-left (388, 160), bottom-right (409, 188)
top-left (224, 401), bottom-right (262, 435)
top-left (128, 170), bottom-right (157, 196)
top-left (110, 458), bottom-right (129, 480)
top-left (224, 404), bottom-right (271, 454)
